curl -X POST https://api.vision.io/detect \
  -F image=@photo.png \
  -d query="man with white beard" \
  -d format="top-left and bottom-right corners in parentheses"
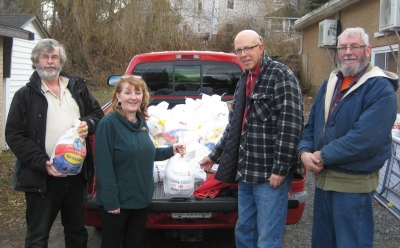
top-left (5, 39), bottom-right (103, 248)
top-left (297, 27), bottom-right (399, 248)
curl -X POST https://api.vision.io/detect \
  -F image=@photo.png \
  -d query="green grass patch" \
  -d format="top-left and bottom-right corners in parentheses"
top-left (0, 150), bottom-right (25, 231)
top-left (88, 85), bottom-right (112, 107)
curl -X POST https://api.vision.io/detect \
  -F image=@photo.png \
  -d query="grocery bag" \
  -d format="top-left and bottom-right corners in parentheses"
top-left (51, 119), bottom-right (86, 175)
top-left (164, 153), bottom-right (194, 197)
top-left (153, 161), bottom-right (167, 183)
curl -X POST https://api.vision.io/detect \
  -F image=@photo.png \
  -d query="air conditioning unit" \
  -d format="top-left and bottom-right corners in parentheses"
top-left (379, 0), bottom-right (400, 31)
top-left (318, 19), bottom-right (337, 48)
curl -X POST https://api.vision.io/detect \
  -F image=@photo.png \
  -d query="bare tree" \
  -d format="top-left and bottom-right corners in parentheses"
top-left (0, 0), bottom-right (306, 86)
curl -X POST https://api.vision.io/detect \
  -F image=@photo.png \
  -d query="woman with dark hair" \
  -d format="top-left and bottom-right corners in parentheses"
top-left (94, 75), bottom-right (184, 248)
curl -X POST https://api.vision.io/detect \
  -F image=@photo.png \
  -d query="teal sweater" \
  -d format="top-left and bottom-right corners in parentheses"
top-left (94, 112), bottom-right (174, 211)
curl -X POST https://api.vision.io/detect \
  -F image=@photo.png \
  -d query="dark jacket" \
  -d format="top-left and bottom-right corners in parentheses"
top-left (211, 51), bottom-right (304, 184)
top-left (298, 63), bottom-right (398, 174)
top-left (5, 71), bottom-right (104, 193)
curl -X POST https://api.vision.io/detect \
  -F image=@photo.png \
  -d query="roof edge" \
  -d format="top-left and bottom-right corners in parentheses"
top-left (20, 14), bottom-right (50, 38)
top-left (32, 17), bottom-right (50, 38)
top-left (18, 14), bottom-right (36, 28)
top-left (0, 24), bottom-right (34, 40)
top-left (292, 0), bottom-right (361, 29)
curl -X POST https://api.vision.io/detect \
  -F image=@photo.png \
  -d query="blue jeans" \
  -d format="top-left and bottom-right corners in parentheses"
top-left (235, 174), bottom-right (293, 248)
top-left (312, 187), bottom-right (375, 248)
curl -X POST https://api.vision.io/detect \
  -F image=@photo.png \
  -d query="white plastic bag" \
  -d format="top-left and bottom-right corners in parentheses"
top-left (51, 119), bottom-right (86, 175)
top-left (187, 158), bottom-right (206, 182)
top-left (164, 154), bottom-right (195, 197)
top-left (153, 161), bottom-right (167, 183)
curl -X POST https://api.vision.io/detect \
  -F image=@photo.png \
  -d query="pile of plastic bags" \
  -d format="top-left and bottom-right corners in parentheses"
top-left (149, 94), bottom-right (229, 197)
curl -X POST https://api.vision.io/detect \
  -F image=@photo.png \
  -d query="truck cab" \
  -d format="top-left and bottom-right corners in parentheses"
top-left (84, 51), bottom-right (306, 240)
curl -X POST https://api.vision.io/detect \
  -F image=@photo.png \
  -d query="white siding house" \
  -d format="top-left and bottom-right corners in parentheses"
top-left (170, 0), bottom-right (300, 41)
top-left (0, 15), bottom-right (50, 150)
top-left (170, 0), bottom-right (273, 39)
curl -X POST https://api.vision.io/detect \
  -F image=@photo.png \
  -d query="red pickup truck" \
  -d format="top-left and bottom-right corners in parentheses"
top-left (84, 51), bottom-right (306, 241)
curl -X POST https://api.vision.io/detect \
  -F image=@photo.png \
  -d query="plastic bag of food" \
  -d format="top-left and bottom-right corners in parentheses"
top-left (50, 119), bottom-right (86, 175)
top-left (147, 116), bottom-right (161, 137)
top-left (148, 101), bottom-right (169, 119)
top-left (164, 154), bottom-right (194, 197)
top-left (153, 161), bottom-right (167, 183)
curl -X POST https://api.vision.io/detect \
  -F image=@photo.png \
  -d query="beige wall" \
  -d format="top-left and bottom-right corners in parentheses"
top-left (301, 14), bottom-right (337, 96)
top-left (301, 0), bottom-right (400, 100)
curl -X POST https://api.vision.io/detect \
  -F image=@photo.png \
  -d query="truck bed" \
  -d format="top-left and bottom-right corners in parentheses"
top-left (86, 182), bottom-right (238, 212)
top-left (86, 182), bottom-right (300, 213)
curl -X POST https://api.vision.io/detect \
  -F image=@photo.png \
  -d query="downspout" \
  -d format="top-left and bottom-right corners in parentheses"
top-left (298, 31), bottom-right (307, 91)
top-left (299, 31), bottom-right (303, 55)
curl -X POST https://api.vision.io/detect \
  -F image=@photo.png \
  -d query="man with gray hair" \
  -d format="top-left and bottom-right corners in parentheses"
top-left (200, 30), bottom-right (304, 247)
top-left (298, 27), bottom-right (398, 247)
top-left (5, 39), bottom-right (104, 247)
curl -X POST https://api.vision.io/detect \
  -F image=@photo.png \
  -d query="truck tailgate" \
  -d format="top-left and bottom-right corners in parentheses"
top-left (149, 183), bottom-right (238, 212)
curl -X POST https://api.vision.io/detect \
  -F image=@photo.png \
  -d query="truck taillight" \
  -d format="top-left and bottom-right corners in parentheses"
top-left (175, 54), bottom-right (200, 59)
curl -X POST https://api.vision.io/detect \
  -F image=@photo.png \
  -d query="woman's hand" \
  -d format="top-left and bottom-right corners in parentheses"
top-left (173, 143), bottom-right (186, 157)
top-left (108, 208), bottom-right (120, 214)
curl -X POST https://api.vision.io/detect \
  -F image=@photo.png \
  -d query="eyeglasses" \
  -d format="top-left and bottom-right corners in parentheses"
top-left (337, 45), bottom-right (366, 53)
top-left (40, 55), bottom-right (60, 61)
top-left (121, 75), bottom-right (142, 79)
top-left (233, 44), bottom-right (260, 55)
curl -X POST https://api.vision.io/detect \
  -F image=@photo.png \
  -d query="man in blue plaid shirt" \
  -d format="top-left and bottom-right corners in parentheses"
top-left (200, 30), bottom-right (304, 248)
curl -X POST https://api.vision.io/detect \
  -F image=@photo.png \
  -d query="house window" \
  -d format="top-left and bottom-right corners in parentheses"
top-left (289, 19), bottom-right (295, 30)
top-left (227, 0), bottom-right (234, 10)
top-left (197, 0), bottom-right (203, 12)
top-left (271, 19), bottom-right (283, 32)
top-left (371, 45), bottom-right (399, 74)
top-left (197, 23), bottom-right (203, 33)
top-left (260, 28), bottom-right (266, 37)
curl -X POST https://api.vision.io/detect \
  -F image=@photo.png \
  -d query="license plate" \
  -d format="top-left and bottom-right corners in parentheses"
top-left (171, 212), bottom-right (212, 219)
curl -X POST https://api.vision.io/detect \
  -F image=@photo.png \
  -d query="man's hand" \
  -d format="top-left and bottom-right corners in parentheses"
top-left (199, 156), bottom-right (215, 172)
top-left (77, 121), bottom-right (88, 138)
top-left (268, 174), bottom-right (285, 188)
top-left (312, 151), bottom-right (324, 167)
top-left (300, 151), bottom-right (324, 174)
top-left (46, 160), bottom-right (66, 177)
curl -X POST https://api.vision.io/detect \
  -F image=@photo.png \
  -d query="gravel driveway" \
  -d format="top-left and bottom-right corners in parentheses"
top-left (283, 171), bottom-right (400, 248)
top-left (1, 170), bottom-right (399, 248)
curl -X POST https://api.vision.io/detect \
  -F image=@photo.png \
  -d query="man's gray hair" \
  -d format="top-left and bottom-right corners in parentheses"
top-left (338, 27), bottom-right (370, 46)
top-left (30, 39), bottom-right (67, 69)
